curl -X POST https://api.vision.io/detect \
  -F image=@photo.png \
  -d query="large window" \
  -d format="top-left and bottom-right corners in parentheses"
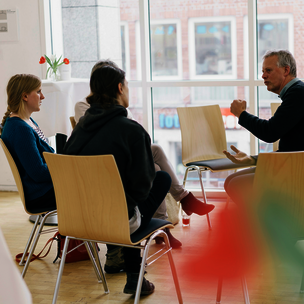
top-left (45, 0), bottom-right (303, 191)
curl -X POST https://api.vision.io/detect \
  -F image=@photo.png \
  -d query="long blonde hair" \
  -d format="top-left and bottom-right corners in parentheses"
top-left (0, 74), bottom-right (41, 134)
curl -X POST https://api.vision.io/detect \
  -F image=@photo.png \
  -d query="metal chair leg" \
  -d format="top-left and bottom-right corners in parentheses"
top-left (21, 210), bottom-right (57, 277)
top-left (19, 214), bottom-right (41, 266)
top-left (197, 167), bottom-right (212, 230)
top-left (134, 240), bottom-right (151, 304)
top-left (182, 168), bottom-right (190, 188)
top-left (216, 278), bottom-right (223, 303)
top-left (183, 166), bottom-right (213, 230)
top-left (91, 242), bottom-right (109, 293)
top-left (84, 242), bottom-right (102, 282)
top-left (134, 231), bottom-right (183, 304)
top-left (52, 236), bottom-right (70, 304)
top-left (163, 233), bottom-right (183, 304)
top-left (86, 242), bottom-right (109, 293)
top-left (241, 276), bottom-right (250, 304)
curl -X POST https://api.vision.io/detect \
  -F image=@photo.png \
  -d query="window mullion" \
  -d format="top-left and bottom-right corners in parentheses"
top-left (139, 0), bottom-right (153, 136)
top-left (248, 0), bottom-right (258, 155)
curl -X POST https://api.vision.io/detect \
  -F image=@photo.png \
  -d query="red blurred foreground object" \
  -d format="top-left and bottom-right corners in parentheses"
top-left (179, 207), bottom-right (261, 282)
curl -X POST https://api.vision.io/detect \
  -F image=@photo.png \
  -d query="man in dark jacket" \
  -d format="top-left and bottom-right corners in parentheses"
top-left (223, 49), bottom-right (304, 206)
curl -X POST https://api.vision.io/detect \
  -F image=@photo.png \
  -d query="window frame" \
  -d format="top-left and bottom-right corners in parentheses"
top-left (120, 21), bottom-right (131, 80)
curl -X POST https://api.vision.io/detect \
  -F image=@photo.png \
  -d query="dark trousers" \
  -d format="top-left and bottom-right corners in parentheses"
top-left (107, 171), bottom-right (171, 273)
top-left (26, 187), bottom-right (57, 213)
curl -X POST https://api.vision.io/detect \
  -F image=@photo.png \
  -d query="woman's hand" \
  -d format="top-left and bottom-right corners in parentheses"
top-left (223, 145), bottom-right (256, 165)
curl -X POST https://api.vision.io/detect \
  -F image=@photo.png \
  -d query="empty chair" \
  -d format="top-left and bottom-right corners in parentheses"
top-left (43, 153), bottom-right (183, 304)
top-left (177, 105), bottom-right (252, 229)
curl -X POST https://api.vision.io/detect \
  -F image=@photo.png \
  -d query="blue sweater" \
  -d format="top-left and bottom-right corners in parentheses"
top-left (1, 117), bottom-right (54, 201)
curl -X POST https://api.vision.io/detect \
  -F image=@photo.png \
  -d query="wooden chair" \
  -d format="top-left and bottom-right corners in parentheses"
top-left (252, 151), bottom-right (304, 293)
top-left (43, 153), bottom-right (183, 304)
top-left (177, 105), bottom-right (252, 229)
top-left (69, 116), bottom-right (76, 129)
top-left (0, 139), bottom-right (57, 275)
top-left (270, 102), bottom-right (281, 151)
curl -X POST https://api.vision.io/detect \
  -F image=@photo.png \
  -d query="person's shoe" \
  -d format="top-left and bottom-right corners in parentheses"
top-left (180, 192), bottom-right (215, 216)
top-left (154, 228), bottom-right (182, 248)
top-left (104, 246), bottom-right (125, 274)
top-left (154, 236), bottom-right (164, 245)
top-left (123, 272), bottom-right (155, 295)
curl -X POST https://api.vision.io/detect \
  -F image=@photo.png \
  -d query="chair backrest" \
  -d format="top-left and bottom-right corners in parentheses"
top-left (177, 105), bottom-right (227, 165)
top-left (43, 153), bottom-right (132, 244)
top-left (69, 116), bottom-right (76, 129)
top-left (0, 139), bottom-right (27, 212)
top-left (253, 152), bottom-right (304, 238)
top-left (270, 102), bottom-right (281, 151)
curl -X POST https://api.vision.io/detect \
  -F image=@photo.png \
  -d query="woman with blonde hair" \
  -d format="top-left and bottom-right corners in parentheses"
top-left (0, 74), bottom-right (56, 213)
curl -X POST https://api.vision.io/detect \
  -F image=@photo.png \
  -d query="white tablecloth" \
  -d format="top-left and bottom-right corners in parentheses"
top-left (0, 228), bottom-right (32, 304)
top-left (31, 79), bottom-right (90, 138)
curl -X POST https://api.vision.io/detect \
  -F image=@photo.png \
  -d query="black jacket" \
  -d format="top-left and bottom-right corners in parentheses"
top-left (63, 104), bottom-right (155, 217)
top-left (239, 80), bottom-right (304, 152)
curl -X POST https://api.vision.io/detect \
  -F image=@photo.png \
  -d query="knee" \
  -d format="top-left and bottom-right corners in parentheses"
top-left (151, 143), bottom-right (166, 158)
top-left (154, 163), bottom-right (161, 172)
top-left (155, 171), bottom-right (171, 189)
top-left (224, 173), bottom-right (234, 194)
top-left (151, 143), bottom-right (162, 152)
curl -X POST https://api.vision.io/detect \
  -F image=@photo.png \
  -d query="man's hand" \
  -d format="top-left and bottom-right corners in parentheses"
top-left (223, 145), bottom-right (256, 165)
top-left (230, 99), bottom-right (247, 118)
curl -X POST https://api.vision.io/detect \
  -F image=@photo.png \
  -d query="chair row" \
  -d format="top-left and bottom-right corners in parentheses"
top-left (2, 104), bottom-right (299, 304)
top-left (0, 138), bottom-right (182, 304)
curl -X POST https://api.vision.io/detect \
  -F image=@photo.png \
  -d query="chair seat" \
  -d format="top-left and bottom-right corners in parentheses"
top-left (130, 218), bottom-right (173, 244)
top-left (186, 158), bottom-right (250, 171)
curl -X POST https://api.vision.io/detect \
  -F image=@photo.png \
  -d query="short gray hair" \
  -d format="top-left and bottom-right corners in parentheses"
top-left (263, 49), bottom-right (297, 77)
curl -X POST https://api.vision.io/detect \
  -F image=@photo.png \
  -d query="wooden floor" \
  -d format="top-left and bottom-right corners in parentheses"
top-left (1, 191), bottom-right (304, 304)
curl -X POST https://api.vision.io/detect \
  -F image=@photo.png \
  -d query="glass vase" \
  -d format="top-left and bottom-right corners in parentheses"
top-left (48, 69), bottom-right (60, 81)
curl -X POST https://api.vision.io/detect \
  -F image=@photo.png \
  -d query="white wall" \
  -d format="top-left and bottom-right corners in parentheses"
top-left (0, 0), bottom-right (44, 190)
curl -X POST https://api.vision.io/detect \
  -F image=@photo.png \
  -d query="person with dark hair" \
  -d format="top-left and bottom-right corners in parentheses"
top-left (0, 74), bottom-right (56, 213)
top-left (74, 60), bottom-right (215, 220)
top-left (63, 63), bottom-right (171, 295)
top-left (223, 49), bottom-right (304, 206)
top-left (73, 61), bottom-right (215, 254)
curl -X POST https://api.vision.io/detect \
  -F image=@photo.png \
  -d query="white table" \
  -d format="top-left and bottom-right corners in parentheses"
top-left (31, 79), bottom-right (90, 138)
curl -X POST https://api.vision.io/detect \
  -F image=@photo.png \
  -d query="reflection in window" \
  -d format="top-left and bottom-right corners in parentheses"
top-left (151, 23), bottom-right (178, 76)
top-left (194, 21), bottom-right (232, 76)
top-left (258, 18), bottom-right (289, 59)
